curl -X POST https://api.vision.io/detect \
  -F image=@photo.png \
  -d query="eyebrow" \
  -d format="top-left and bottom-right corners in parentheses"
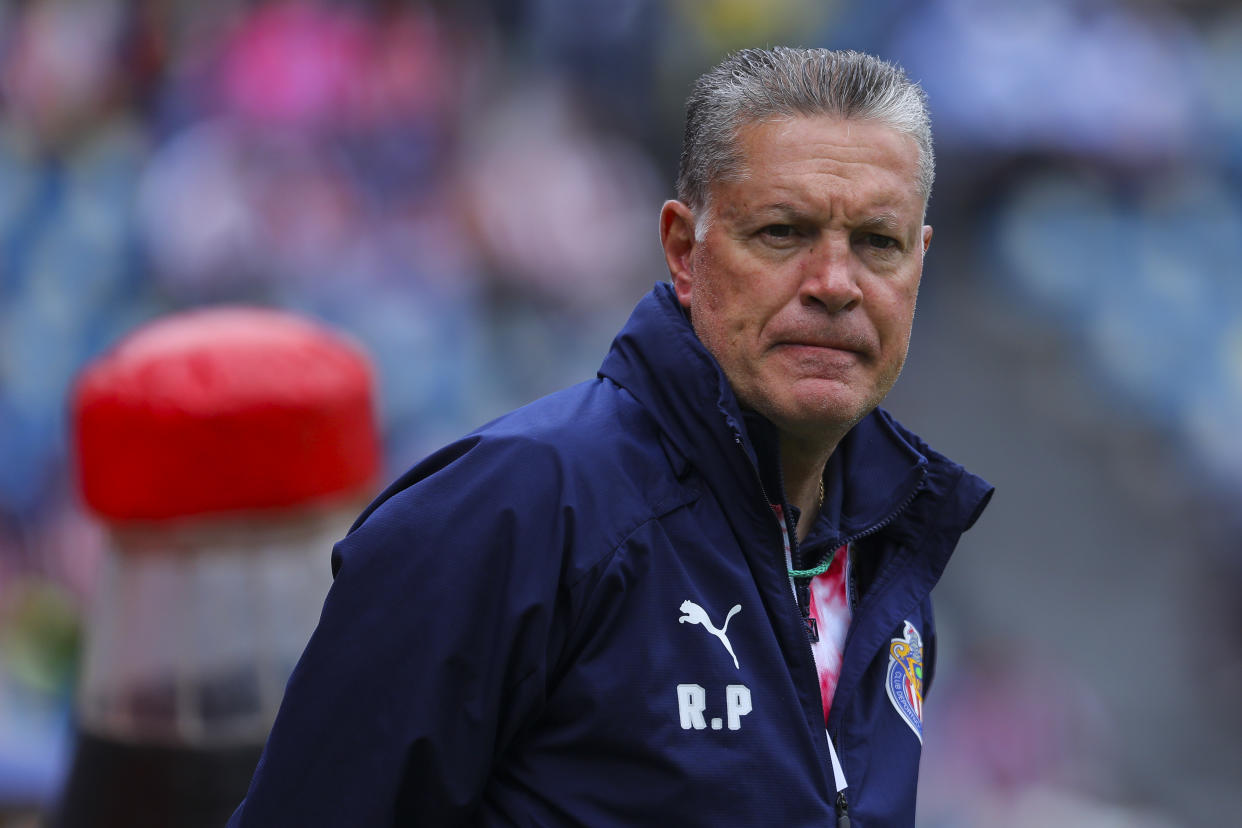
top-left (725, 203), bottom-right (914, 235)
top-left (746, 205), bottom-right (910, 234)
top-left (740, 202), bottom-right (803, 221)
top-left (857, 213), bottom-right (903, 233)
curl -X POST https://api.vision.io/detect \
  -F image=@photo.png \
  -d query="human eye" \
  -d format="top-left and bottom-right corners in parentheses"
top-left (862, 232), bottom-right (899, 251)
top-left (758, 224), bottom-right (800, 244)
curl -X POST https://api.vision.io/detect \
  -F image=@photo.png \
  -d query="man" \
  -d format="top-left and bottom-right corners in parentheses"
top-left (231, 47), bottom-right (992, 826)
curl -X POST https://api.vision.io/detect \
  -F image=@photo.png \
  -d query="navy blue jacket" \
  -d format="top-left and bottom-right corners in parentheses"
top-left (230, 283), bottom-right (992, 827)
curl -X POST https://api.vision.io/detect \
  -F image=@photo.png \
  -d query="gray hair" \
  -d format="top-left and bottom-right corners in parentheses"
top-left (676, 48), bottom-right (934, 217)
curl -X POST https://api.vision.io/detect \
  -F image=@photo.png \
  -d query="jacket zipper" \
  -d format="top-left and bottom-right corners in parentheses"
top-left (821, 467), bottom-right (925, 826)
top-left (733, 433), bottom-right (849, 822)
top-left (734, 434), bottom-right (928, 825)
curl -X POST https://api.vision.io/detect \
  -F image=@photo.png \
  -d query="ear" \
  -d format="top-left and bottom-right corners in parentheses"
top-left (660, 200), bottom-right (698, 310)
top-left (921, 225), bottom-right (933, 257)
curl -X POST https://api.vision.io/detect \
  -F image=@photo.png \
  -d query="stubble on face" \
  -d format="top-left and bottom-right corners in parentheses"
top-left (680, 115), bottom-right (929, 451)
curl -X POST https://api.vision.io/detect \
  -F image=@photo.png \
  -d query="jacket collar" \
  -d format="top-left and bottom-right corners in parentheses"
top-left (598, 283), bottom-right (951, 541)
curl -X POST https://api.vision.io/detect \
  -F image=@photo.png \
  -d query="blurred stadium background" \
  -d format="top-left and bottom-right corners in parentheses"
top-left (0, 0), bottom-right (1240, 824)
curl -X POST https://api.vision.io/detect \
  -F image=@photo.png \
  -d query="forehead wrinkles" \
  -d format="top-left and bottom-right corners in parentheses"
top-left (715, 117), bottom-right (922, 223)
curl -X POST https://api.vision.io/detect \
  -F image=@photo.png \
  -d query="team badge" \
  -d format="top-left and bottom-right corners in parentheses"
top-left (885, 620), bottom-right (924, 743)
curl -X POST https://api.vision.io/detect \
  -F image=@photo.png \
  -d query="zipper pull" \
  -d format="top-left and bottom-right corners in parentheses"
top-left (835, 790), bottom-right (850, 828)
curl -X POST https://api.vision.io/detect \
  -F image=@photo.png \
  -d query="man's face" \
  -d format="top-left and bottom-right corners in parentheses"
top-left (661, 115), bottom-right (932, 444)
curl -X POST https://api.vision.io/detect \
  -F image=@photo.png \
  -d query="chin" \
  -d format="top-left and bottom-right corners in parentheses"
top-left (798, 385), bottom-right (872, 422)
top-left (765, 396), bottom-right (872, 443)
top-left (737, 375), bottom-right (879, 439)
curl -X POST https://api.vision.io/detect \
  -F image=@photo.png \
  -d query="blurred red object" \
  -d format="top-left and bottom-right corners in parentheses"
top-left (72, 307), bottom-right (379, 522)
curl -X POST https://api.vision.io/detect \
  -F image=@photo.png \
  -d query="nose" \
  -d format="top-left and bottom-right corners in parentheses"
top-left (800, 237), bottom-right (863, 313)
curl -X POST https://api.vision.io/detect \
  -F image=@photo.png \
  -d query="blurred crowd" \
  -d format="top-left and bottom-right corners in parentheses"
top-left (1, 0), bottom-right (1240, 824)
top-left (898, 0), bottom-right (1242, 501)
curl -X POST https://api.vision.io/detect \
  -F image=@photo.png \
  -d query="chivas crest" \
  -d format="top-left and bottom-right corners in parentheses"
top-left (885, 620), bottom-right (924, 743)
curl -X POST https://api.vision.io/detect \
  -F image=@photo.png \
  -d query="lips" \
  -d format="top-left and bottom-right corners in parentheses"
top-left (781, 340), bottom-right (860, 353)
top-left (770, 321), bottom-right (875, 352)
top-left (772, 334), bottom-right (873, 359)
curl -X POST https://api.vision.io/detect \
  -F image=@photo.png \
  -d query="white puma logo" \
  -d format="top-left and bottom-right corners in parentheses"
top-left (679, 600), bottom-right (742, 669)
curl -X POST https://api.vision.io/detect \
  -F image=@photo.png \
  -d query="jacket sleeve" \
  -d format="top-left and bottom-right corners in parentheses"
top-left (229, 435), bottom-right (573, 826)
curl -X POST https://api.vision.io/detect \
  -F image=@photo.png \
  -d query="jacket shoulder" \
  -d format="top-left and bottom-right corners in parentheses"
top-left (344, 377), bottom-right (692, 578)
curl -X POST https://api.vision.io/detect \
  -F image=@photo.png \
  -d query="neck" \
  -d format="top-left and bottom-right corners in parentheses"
top-left (779, 432), bottom-right (836, 543)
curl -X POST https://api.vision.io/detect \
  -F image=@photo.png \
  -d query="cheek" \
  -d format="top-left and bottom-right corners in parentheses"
top-left (692, 263), bottom-right (751, 342)
top-left (693, 297), bottom-right (748, 362)
top-left (878, 275), bottom-right (921, 339)
top-left (689, 279), bottom-right (734, 359)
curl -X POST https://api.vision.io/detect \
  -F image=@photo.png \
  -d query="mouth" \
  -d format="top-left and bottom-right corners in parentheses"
top-left (775, 340), bottom-right (863, 357)
top-left (769, 338), bottom-right (874, 374)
